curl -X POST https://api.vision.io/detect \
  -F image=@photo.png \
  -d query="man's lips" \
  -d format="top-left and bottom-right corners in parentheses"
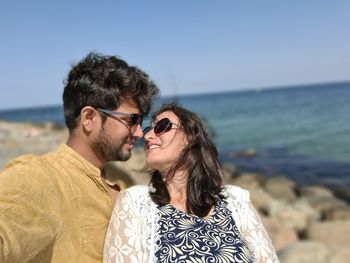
top-left (124, 140), bottom-right (135, 149)
top-left (125, 143), bottom-right (133, 149)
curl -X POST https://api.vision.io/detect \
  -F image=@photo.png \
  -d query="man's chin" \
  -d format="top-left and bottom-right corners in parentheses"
top-left (118, 148), bottom-right (132, 161)
top-left (119, 154), bottom-right (131, 162)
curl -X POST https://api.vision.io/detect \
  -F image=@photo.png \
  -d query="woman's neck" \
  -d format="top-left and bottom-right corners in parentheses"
top-left (165, 170), bottom-right (188, 212)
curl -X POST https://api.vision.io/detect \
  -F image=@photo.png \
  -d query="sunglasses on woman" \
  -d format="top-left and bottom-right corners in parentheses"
top-left (143, 118), bottom-right (180, 136)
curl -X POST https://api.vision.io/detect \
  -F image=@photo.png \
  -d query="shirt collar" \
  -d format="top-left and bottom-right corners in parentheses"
top-left (56, 144), bottom-right (101, 179)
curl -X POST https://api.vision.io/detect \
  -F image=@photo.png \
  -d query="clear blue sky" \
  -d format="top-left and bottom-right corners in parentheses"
top-left (0, 1), bottom-right (349, 110)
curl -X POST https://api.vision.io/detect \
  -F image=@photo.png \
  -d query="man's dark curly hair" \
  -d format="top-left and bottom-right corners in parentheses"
top-left (149, 103), bottom-right (224, 218)
top-left (63, 52), bottom-right (159, 129)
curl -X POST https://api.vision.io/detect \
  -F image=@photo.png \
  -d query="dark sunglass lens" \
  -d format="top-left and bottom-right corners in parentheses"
top-left (130, 114), bottom-right (142, 126)
top-left (154, 118), bottom-right (172, 135)
top-left (143, 126), bottom-right (151, 134)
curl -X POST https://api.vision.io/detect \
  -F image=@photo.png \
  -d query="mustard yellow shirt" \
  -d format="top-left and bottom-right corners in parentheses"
top-left (0, 144), bottom-right (114, 263)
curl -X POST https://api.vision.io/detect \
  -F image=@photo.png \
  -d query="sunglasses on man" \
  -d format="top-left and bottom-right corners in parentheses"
top-left (97, 109), bottom-right (143, 131)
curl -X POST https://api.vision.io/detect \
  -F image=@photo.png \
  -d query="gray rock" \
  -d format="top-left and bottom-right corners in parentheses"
top-left (250, 187), bottom-right (275, 212)
top-left (105, 163), bottom-right (136, 190)
top-left (111, 148), bottom-right (149, 186)
top-left (324, 206), bottom-right (350, 221)
top-left (306, 220), bottom-right (350, 247)
top-left (299, 185), bottom-right (334, 198)
top-left (237, 148), bottom-right (257, 157)
top-left (330, 246), bottom-right (350, 263)
top-left (261, 216), bottom-right (298, 252)
top-left (278, 241), bottom-right (330, 263)
top-left (264, 176), bottom-right (297, 202)
top-left (268, 199), bottom-right (320, 232)
top-left (232, 173), bottom-right (262, 191)
top-left (304, 195), bottom-right (348, 217)
top-left (221, 163), bottom-right (239, 181)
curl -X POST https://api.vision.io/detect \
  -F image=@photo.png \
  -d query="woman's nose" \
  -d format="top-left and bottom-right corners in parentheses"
top-left (143, 127), bottom-right (155, 141)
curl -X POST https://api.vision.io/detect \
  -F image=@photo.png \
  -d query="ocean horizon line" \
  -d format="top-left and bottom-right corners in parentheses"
top-left (1, 79), bottom-right (349, 112)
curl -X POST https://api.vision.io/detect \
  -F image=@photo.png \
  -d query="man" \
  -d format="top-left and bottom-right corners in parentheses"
top-left (0, 53), bottom-right (159, 262)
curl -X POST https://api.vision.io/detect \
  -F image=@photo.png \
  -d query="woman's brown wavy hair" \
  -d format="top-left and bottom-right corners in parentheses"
top-left (148, 103), bottom-right (224, 217)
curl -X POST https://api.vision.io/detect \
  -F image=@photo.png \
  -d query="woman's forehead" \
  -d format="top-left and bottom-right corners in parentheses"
top-left (155, 111), bottom-right (178, 122)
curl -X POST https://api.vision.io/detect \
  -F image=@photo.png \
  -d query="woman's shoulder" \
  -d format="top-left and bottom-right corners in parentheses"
top-left (222, 185), bottom-right (250, 201)
top-left (221, 185), bottom-right (252, 218)
top-left (119, 185), bottom-right (156, 216)
top-left (123, 184), bottom-right (149, 193)
top-left (121, 185), bottom-right (149, 197)
top-left (119, 185), bottom-right (151, 205)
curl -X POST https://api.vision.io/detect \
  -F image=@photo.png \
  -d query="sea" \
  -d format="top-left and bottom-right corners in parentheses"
top-left (1, 81), bottom-right (349, 192)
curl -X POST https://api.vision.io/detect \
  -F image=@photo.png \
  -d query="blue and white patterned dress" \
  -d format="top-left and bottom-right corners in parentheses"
top-left (104, 185), bottom-right (280, 263)
top-left (155, 201), bottom-right (252, 262)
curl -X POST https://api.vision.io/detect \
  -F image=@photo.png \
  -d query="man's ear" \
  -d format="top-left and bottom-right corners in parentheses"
top-left (80, 106), bottom-right (97, 132)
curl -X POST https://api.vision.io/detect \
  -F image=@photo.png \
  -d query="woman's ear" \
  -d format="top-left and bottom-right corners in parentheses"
top-left (80, 106), bottom-right (97, 132)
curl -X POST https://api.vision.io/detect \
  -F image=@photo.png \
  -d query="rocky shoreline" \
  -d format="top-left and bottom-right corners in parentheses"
top-left (1, 120), bottom-right (349, 262)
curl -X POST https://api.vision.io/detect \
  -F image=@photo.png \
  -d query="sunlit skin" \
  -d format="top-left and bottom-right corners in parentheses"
top-left (67, 99), bottom-right (143, 171)
top-left (93, 101), bottom-right (143, 163)
top-left (144, 111), bottom-right (190, 212)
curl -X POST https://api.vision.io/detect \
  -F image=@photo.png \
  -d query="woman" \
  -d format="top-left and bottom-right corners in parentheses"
top-left (104, 103), bottom-right (279, 263)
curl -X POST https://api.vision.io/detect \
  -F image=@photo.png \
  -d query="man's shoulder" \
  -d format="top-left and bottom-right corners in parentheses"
top-left (3, 154), bottom-right (43, 171)
top-left (0, 152), bottom-right (60, 197)
top-left (2, 146), bottom-right (64, 173)
top-left (0, 150), bottom-right (59, 184)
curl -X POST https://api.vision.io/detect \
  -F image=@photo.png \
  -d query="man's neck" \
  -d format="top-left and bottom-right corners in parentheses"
top-left (66, 137), bottom-right (106, 171)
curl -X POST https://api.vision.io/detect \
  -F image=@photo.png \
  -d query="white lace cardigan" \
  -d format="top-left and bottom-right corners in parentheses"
top-left (103, 185), bottom-right (279, 263)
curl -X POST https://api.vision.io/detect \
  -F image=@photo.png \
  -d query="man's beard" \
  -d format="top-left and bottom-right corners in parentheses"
top-left (92, 125), bottom-right (132, 162)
